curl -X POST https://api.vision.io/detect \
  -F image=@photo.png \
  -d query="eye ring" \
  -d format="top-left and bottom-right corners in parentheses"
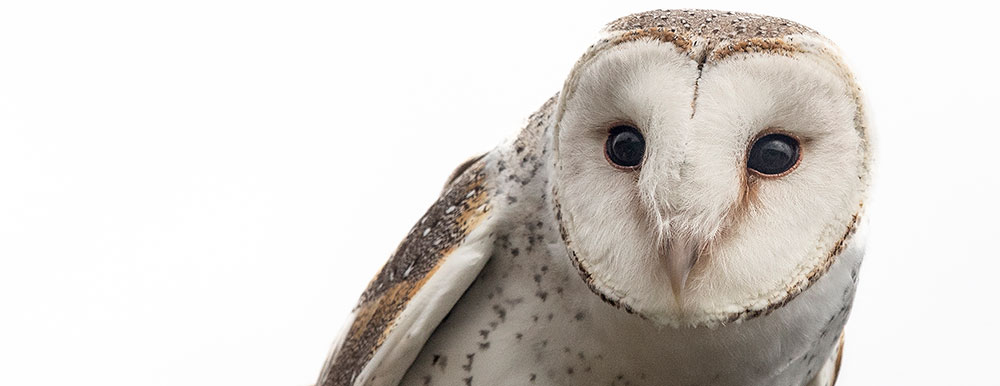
top-left (604, 124), bottom-right (645, 170)
top-left (746, 131), bottom-right (802, 177)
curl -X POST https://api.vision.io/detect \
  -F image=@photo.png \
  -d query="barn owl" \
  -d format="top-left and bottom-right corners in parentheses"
top-left (316, 9), bottom-right (870, 386)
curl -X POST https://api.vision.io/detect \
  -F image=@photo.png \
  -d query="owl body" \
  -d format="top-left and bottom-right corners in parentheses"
top-left (318, 10), bottom-right (870, 386)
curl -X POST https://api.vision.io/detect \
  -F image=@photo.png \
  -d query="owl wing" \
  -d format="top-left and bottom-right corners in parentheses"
top-left (316, 155), bottom-right (495, 386)
top-left (806, 331), bottom-right (846, 386)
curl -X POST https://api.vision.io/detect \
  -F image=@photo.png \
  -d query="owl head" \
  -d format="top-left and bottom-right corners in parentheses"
top-left (550, 10), bottom-right (871, 328)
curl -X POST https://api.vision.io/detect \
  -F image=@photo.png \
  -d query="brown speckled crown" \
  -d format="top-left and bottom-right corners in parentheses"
top-left (605, 9), bottom-right (818, 42)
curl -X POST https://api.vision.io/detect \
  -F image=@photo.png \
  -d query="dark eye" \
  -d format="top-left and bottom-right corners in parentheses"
top-left (605, 125), bottom-right (645, 169)
top-left (747, 133), bottom-right (800, 176)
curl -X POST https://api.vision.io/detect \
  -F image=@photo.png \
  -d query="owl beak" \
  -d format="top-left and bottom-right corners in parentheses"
top-left (663, 238), bottom-right (700, 301)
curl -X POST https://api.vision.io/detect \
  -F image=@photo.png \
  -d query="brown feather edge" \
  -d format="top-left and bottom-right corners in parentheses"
top-left (718, 209), bottom-right (863, 324)
top-left (317, 161), bottom-right (491, 386)
top-left (552, 190), bottom-right (641, 317)
top-left (832, 331), bottom-right (845, 385)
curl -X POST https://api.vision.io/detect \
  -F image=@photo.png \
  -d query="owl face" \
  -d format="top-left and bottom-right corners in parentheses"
top-left (551, 21), bottom-right (870, 327)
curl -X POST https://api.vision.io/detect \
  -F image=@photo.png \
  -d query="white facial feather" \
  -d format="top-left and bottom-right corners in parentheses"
top-left (552, 33), bottom-right (870, 327)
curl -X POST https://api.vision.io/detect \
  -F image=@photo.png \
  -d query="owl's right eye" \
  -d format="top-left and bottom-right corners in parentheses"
top-left (605, 125), bottom-right (645, 169)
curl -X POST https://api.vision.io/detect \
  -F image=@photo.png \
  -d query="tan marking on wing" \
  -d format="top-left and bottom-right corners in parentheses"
top-left (317, 161), bottom-right (491, 386)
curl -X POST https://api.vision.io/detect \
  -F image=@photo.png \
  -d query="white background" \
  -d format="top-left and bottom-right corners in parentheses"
top-left (1, 1), bottom-right (997, 385)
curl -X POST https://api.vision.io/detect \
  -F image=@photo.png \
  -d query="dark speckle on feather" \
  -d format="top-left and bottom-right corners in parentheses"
top-left (492, 304), bottom-right (507, 321)
top-left (462, 353), bottom-right (474, 372)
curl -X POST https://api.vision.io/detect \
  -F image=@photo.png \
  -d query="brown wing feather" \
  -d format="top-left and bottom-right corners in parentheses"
top-left (316, 159), bottom-right (491, 386)
top-left (442, 153), bottom-right (487, 192)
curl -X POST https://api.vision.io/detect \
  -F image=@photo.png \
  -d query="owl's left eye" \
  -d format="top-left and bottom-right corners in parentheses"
top-left (747, 133), bottom-right (800, 176)
top-left (605, 125), bottom-right (645, 169)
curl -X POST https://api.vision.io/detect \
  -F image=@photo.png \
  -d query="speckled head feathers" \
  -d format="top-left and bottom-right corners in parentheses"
top-left (605, 9), bottom-right (816, 41)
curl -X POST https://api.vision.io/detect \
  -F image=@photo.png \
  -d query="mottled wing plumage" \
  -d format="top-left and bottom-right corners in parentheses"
top-left (317, 160), bottom-right (493, 386)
